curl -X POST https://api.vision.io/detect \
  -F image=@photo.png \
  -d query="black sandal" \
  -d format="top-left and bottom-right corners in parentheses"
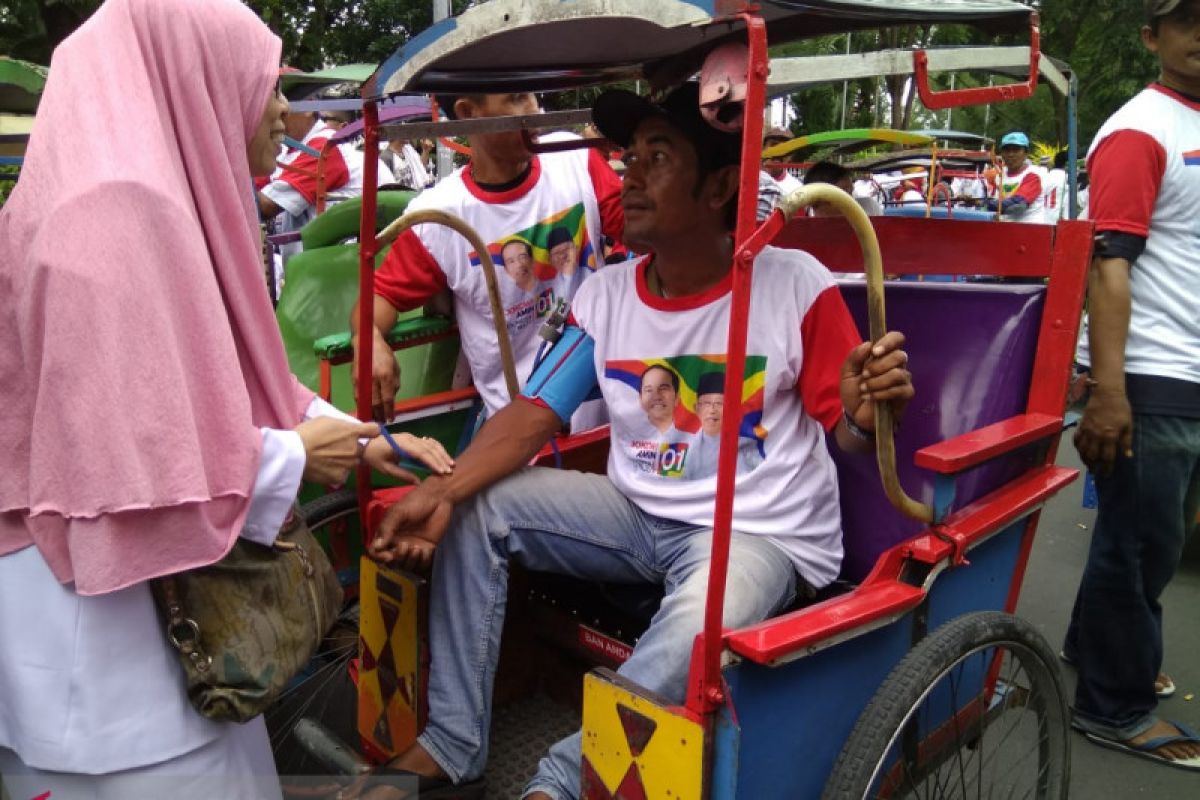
top-left (334, 766), bottom-right (486, 800)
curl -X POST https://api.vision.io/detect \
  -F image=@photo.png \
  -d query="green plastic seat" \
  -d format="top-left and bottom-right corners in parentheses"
top-left (275, 192), bottom-right (460, 413)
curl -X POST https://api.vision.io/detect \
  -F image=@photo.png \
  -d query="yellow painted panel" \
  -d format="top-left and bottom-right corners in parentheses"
top-left (582, 671), bottom-right (706, 800)
top-left (357, 557), bottom-right (422, 756)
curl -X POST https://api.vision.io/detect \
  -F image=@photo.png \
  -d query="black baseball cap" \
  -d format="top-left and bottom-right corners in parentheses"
top-left (592, 83), bottom-right (742, 171)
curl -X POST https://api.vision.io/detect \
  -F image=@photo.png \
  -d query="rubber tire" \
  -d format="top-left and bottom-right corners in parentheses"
top-left (267, 488), bottom-right (363, 776)
top-left (822, 610), bottom-right (1070, 800)
top-left (300, 486), bottom-right (360, 529)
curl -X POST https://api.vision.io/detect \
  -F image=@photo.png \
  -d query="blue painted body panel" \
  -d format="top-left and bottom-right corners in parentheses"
top-left (722, 614), bottom-right (914, 799)
top-left (927, 519), bottom-right (1024, 633)
top-left (717, 517), bottom-right (1029, 797)
top-left (710, 700), bottom-right (741, 800)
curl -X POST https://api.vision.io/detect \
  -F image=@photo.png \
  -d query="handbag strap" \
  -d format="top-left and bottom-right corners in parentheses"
top-left (159, 576), bottom-right (214, 673)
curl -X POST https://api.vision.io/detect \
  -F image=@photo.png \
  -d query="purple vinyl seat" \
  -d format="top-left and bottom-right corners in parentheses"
top-left (831, 280), bottom-right (1046, 581)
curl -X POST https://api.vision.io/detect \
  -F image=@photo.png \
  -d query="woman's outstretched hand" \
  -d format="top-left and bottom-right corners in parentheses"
top-left (362, 432), bottom-right (455, 484)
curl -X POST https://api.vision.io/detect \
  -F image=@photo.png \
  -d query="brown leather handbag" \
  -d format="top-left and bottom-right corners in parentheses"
top-left (151, 511), bottom-right (343, 723)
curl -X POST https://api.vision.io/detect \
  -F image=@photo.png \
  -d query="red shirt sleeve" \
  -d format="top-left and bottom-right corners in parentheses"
top-left (797, 285), bottom-right (863, 432)
top-left (1012, 171), bottom-right (1043, 204)
top-left (588, 148), bottom-right (626, 251)
top-left (278, 139), bottom-right (350, 205)
top-left (1087, 129), bottom-right (1166, 238)
top-left (374, 228), bottom-right (450, 312)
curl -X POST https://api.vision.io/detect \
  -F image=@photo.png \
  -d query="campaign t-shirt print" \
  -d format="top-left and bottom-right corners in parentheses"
top-left (603, 354), bottom-right (768, 481)
top-left (466, 203), bottom-right (596, 333)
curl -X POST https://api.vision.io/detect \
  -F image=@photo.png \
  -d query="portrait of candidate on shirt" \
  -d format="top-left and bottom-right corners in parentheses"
top-left (607, 356), bottom-right (768, 481)
top-left (488, 204), bottom-right (598, 331)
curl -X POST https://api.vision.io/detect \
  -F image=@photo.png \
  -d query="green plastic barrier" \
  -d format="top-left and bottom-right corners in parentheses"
top-left (276, 191), bottom-right (460, 414)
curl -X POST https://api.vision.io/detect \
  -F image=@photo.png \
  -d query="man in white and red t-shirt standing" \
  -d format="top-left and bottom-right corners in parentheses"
top-left (351, 92), bottom-right (625, 429)
top-left (986, 131), bottom-right (1046, 223)
top-left (358, 83), bottom-right (914, 800)
top-left (257, 107), bottom-right (382, 291)
top-left (1064, 0), bottom-right (1200, 770)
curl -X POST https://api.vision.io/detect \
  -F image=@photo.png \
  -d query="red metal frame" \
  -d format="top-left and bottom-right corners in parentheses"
top-left (915, 413), bottom-right (1061, 474)
top-left (355, 100), bottom-right (382, 512)
top-left (913, 13), bottom-right (1040, 110)
top-left (773, 216), bottom-right (1055, 277)
top-left (690, 12), bottom-right (770, 716)
top-left (723, 217), bottom-right (1090, 665)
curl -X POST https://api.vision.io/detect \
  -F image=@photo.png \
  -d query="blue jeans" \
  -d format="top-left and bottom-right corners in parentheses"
top-left (415, 467), bottom-right (799, 799)
top-left (1064, 414), bottom-right (1200, 739)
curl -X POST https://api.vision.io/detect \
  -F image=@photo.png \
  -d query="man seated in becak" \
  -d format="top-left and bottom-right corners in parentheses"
top-left (350, 92), bottom-right (625, 428)
top-left (358, 83), bottom-right (915, 800)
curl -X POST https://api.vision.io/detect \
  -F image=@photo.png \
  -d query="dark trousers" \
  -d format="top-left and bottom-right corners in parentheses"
top-left (1064, 413), bottom-right (1200, 738)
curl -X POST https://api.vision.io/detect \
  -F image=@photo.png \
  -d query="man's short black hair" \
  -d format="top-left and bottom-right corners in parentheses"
top-left (640, 363), bottom-right (681, 394)
top-left (804, 160), bottom-right (851, 186)
top-left (501, 238), bottom-right (532, 257)
top-left (1054, 150), bottom-right (1069, 170)
top-left (1146, 0), bottom-right (1185, 30)
top-left (434, 93), bottom-right (486, 120)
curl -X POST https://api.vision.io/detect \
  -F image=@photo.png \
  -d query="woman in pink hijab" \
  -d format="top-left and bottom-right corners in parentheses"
top-left (0, 0), bottom-right (452, 795)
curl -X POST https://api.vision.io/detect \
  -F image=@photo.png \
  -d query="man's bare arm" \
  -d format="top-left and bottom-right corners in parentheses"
top-left (419, 401), bottom-right (561, 506)
top-left (367, 400), bottom-right (563, 568)
top-left (351, 294), bottom-right (405, 421)
top-left (1074, 256), bottom-right (1134, 474)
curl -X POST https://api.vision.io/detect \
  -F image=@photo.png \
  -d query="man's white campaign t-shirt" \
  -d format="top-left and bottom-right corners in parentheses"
top-left (1076, 83), bottom-right (1200, 390)
top-left (375, 136), bottom-right (623, 429)
top-left (569, 247), bottom-right (861, 588)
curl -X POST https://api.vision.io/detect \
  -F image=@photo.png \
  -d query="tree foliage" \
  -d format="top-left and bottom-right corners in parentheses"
top-left (245, 0), bottom-right (472, 71)
top-left (770, 0), bottom-right (1158, 152)
top-left (0, 0), bottom-right (100, 64)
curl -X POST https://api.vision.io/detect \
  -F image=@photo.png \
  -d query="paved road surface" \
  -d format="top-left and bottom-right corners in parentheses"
top-left (1018, 434), bottom-right (1199, 798)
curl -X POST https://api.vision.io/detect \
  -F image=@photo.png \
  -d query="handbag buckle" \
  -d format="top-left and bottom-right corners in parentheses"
top-left (167, 616), bottom-right (213, 672)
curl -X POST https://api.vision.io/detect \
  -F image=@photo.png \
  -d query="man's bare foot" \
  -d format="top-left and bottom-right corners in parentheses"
top-left (345, 744), bottom-right (450, 800)
top-left (1155, 672), bottom-right (1176, 697)
top-left (524, 793), bottom-right (554, 800)
top-left (1126, 719), bottom-right (1200, 761)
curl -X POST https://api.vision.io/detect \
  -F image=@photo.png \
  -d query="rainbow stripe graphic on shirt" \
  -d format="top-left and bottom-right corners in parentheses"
top-left (1183, 149), bottom-right (1200, 166)
top-left (466, 202), bottom-right (596, 278)
top-left (604, 353), bottom-right (769, 457)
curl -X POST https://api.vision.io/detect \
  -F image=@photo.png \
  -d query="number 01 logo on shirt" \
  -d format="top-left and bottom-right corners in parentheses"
top-left (657, 441), bottom-right (690, 477)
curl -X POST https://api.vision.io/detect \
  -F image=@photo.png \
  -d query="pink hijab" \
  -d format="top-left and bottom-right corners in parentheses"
top-left (0, 0), bottom-right (314, 594)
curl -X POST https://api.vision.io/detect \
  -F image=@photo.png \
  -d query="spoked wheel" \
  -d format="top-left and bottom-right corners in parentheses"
top-left (267, 489), bottom-right (363, 778)
top-left (822, 611), bottom-right (1070, 800)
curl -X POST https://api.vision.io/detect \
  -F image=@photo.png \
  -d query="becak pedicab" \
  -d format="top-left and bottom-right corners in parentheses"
top-left (269, 3), bottom-right (1092, 798)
